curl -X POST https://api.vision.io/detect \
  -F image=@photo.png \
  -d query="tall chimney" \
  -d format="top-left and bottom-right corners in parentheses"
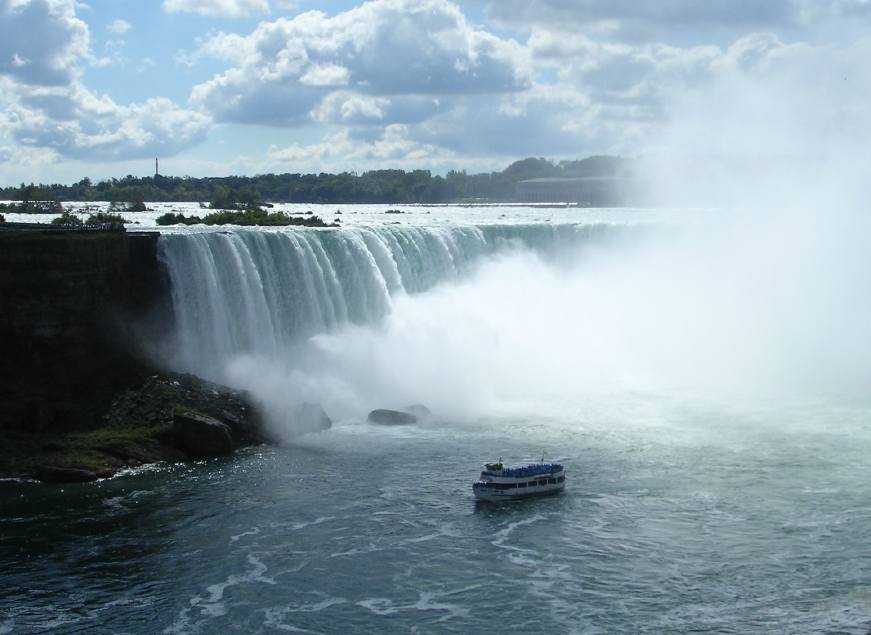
top-left (155, 157), bottom-right (159, 177)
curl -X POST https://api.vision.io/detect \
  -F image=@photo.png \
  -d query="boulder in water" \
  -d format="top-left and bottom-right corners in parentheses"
top-left (367, 409), bottom-right (417, 425)
top-left (173, 411), bottom-right (234, 458)
top-left (291, 402), bottom-right (332, 434)
top-left (404, 404), bottom-right (430, 419)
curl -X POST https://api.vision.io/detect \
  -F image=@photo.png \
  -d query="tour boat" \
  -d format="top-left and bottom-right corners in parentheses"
top-left (472, 460), bottom-right (566, 501)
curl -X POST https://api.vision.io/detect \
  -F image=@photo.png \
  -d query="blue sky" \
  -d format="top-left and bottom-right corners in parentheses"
top-left (0, 0), bottom-right (869, 184)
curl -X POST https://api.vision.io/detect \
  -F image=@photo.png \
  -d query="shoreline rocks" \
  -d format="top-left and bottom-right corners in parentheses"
top-left (4, 373), bottom-right (272, 484)
top-left (35, 466), bottom-right (107, 483)
top-left (173, 411), bottom-right (234, 458)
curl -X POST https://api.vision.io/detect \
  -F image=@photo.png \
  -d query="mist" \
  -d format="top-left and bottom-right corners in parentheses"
top-left (222, 207), bottom-right (871, 437)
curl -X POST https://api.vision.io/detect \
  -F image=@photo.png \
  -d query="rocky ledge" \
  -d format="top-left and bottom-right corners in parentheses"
top-left (4, 373), bottom-right (272, 483)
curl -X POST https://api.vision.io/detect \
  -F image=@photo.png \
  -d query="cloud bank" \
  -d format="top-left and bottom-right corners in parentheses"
top-left (0, 0), bottom-right (209, 163)
top-left (2, 0), bottom-right (871, 177)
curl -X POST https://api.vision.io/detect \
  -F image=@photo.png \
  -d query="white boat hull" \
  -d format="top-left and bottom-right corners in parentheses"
top-left (473, 480), bottom-right (565, 501)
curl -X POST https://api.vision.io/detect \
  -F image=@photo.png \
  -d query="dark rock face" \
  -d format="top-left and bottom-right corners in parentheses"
top-left (0, 229), bottom-right (168, 433)
top-left (173, 412), bottom-right (234, 458)
top-left (367, 409), bottom-right (418, 425)
top-left (0, 229), bottom-right (277, 482)
top-left (290, 402), bottom-right (332, 434)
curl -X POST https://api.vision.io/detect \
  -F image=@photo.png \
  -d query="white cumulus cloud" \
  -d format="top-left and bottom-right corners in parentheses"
top-left (162, 0), bottom-right (270, 19)
top-left (189, 0), bottom-right (530, 125)
top-left (10, 85), bottom-right (212, 160)
top-left (0, 0), bottom-right (89, 85)
top-left (0, 0), bottom-right (212, 160)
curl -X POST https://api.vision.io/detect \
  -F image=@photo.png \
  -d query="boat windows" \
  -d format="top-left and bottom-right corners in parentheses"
top-left (517, 482), bottom-right (527, 488)
top-left (548, 478), bottom-right (557, 485)
top-left (557, 476), bottom-right (565, 483)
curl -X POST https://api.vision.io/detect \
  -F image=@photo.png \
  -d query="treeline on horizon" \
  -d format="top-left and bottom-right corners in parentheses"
top-left (0, 156), bottom-right (628, 205)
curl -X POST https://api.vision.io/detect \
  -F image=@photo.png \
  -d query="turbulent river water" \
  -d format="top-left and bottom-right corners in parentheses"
top-left (2, 205), bottom-right (871, 633)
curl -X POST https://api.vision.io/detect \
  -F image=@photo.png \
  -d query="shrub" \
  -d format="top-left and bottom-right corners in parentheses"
top-left (156, 208), bottom-right (337, 227)
top-left (156, 212), bottom-right (201, 226)
top-left (85, 212), bottom-right (127, 226)
top-left (0, 200), bottom-right (63, 214)
top-left (51, 211), bottom-right (83, 226)
top-left (200, 208), bottom-right (336, 227)
top-left (108, 200), bottom-right (147, 214)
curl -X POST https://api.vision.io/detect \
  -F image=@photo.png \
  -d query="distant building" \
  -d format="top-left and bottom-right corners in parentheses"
top-left (515, 176), bottom-right (629, 206)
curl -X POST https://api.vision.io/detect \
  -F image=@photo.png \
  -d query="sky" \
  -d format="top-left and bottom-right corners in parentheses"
top-left (0, 0), bottom-right (869, 184)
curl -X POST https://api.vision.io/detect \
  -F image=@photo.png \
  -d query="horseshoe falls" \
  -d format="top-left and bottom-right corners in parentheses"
top-left (155, 220), bottom-right (649, 427)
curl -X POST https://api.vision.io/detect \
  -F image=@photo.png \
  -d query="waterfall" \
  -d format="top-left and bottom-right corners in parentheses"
top-left (158, 222), bottom-right (635, 377)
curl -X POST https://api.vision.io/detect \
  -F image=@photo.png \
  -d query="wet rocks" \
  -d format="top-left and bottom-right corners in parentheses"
top-left (173, 412), bottom-right (234, 458)
top-left (367, 409), bottom-right (418, 425)
top-left (291, 403), bottom-right (332, 434)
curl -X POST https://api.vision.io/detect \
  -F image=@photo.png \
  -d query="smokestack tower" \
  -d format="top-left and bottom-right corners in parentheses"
top-left (155, 157), bottom-right (159, 177)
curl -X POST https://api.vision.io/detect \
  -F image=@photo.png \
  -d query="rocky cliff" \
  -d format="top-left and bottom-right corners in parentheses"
top-left (0, 228), bottom-right (168, 434)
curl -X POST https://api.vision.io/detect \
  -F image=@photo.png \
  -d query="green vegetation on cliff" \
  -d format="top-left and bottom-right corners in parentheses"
top-left (0, 156), bottom-right (628, 204)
